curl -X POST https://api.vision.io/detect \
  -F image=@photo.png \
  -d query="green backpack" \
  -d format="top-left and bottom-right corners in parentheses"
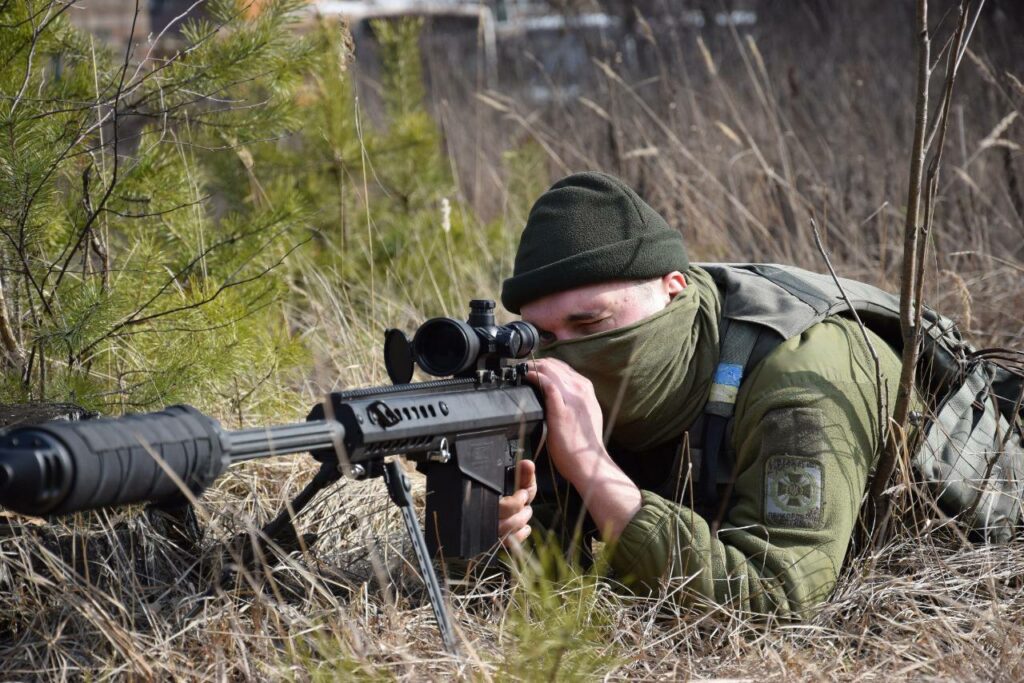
top-left (695, 263), bottom-right (1024, 543)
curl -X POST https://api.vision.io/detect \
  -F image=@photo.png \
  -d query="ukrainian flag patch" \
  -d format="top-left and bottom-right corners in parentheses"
top-left (708, 362), bottom-right (744, 404)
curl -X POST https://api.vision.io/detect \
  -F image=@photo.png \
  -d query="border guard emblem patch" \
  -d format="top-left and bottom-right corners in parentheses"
top-left (765, 456), bottom-right (824, 528)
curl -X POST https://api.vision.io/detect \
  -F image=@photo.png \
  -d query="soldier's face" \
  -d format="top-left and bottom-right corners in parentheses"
top-left (520, 271), bottom-right (687, 346)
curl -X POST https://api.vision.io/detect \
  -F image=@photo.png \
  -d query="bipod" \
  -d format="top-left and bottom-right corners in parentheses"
top-left (257, 460), bottom-right (342, 552)
top-left (382, 459), bottom-right (459, 655)
top-left (186, 461), bottom-right (343, 619)
top-left (207, 458), bottom-right (459, 655)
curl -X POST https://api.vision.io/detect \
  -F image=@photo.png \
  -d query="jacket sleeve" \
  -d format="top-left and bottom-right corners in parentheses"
top-left (605, 317), bottom-right (902, 617)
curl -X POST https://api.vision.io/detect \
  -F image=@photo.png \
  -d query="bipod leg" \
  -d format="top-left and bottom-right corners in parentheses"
top-left (383, 459), bottom-right (458, 655)
top-left (219, 461), bottom-right (341, 588)
top-left (188, 461), bottom-right (343, 619)
top-left (260, 460), bottom-right (341, 548)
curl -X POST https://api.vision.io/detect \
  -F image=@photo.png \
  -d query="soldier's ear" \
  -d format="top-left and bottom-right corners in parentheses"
top-left (663, 271), bottom-right (687, 298)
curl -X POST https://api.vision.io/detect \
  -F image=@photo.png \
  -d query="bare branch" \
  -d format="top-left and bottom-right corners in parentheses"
top-left (868, 0), bottom-right (984, 547)
top-left (45, 0), bottom-right (141, 301)
top-left (0, 270), bottom-right (25, 371)
top-left (867, 0), bottom-right (931, 544)
top-left (74, 224), bottom-right (310, 362)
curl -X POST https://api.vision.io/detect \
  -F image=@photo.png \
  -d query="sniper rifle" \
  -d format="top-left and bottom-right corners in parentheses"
top-left (0, 299), bottom-right (545, 654)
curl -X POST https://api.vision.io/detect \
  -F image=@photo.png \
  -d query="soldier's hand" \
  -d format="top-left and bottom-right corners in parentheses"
top-left (525, 357), bottom-right (642, 542)
top-left (525, 358), bottom-right (607, 482)
top-left (498, 458), bottom-right (537, 547)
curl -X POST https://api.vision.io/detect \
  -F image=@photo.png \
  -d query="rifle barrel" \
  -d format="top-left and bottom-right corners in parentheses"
top-left (226, 420), bottom-right (345, 462)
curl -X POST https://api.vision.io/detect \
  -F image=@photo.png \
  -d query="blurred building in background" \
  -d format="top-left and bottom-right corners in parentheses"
top-left (148, 0), bottom-right (207, 36)
top-left (61, 0), bottom-right (1023, 224)
top-left (68, 0), bottom-right (762, 49)
top-left (68, 0), bottom-right (207, 45)
top-left (67, 0), bottom-right (150, 45)
top-left (68, 0), bottom-right (1022, 107)
top-left (67, 0), bottom-right (1024, 49)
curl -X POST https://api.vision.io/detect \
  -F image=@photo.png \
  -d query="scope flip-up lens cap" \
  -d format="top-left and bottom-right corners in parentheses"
top-left (383, 329), bottom-right (415, 384)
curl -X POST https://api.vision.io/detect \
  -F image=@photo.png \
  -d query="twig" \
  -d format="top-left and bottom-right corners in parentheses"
top-left (46, 0), bottom-right (140, 301)
top-left (811, 220), bottom-right (888, 463)
top-left (0, 272), bottom-right (24, 371)
top-left (74, 230), bottom-right (310, 363)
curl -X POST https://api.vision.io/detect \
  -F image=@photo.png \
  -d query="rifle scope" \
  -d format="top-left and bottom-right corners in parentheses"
top-left (410, 299), bottom-right (538, 377)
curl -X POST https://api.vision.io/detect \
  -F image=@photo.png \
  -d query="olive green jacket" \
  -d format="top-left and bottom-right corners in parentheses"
top-left (607, 314), bottom-right (903, 617)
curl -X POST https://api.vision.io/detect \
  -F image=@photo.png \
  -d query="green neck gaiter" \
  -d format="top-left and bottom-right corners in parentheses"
top-left (541, 267), bottom-right (721, 451)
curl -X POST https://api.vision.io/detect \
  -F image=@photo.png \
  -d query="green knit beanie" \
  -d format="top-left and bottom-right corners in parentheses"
top-left (501, 172), bottom-right (689, 313)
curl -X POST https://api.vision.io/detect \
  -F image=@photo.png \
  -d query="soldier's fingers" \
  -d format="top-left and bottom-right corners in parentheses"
top-left (500, 523), bottom-right (533, 550)
top-left (498, 489), bottom-right (529, 518)
top-left (518, 459), bottom-right (538, 503)
top-left (525, 369), bottom-right (566, 413)
top-left (532, 360), bottom-right (590, 400)
top-left (497, 504), bottom-right (533, 538)
top-left (531, 357), bottom-right (568, 381)
top-left (534, 357), bottom-right (571, 373)
top-left (536, 357), bottom-right (585, 384)
top-left (530, 359), bottom-right (577, 393)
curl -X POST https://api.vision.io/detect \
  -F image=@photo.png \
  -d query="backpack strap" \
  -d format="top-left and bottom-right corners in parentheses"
top-left (696, 318), bottom-right (760, 510)
top-left (695, 318), bottom-right (784, 519)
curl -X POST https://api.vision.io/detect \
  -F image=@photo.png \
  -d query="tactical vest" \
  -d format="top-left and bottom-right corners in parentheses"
top-left (693, 263), bottom-right (1024, 543)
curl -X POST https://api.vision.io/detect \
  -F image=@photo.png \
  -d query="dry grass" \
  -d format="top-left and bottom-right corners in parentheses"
top-left (3, 2), bottom-right (1024, 680)
top-left (6, 494), bottom-right (1024, 679)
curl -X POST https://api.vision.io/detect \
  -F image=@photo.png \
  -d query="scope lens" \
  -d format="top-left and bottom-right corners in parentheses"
top-left (412, 318), bottom-right (480, 376)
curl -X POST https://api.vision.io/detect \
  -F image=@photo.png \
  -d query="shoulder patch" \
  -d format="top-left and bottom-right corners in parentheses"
top-left (765, 456), bottom-right (823, 528)
top-left (760, 406), bottom-right (827, 458)
top-left (760, 407), bottom-right (827, 529)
